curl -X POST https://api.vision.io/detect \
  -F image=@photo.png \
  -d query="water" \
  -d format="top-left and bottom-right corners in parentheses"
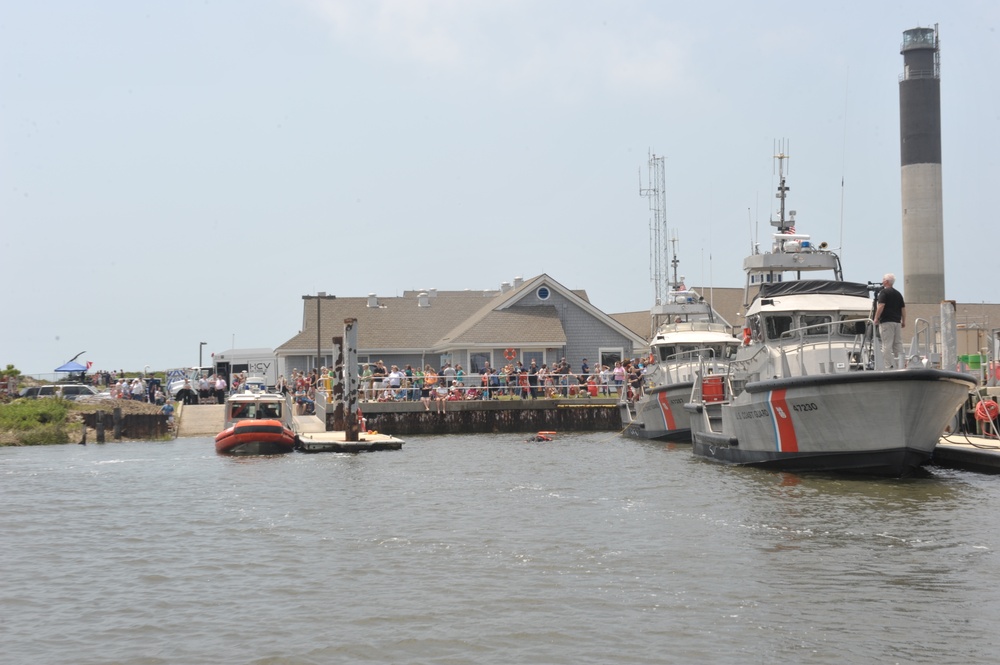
top-left (2, 434), bottom-right (999, 665)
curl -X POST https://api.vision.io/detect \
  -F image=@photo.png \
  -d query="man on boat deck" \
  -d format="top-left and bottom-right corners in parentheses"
top-left (873, 273), bottom-right (906, 369)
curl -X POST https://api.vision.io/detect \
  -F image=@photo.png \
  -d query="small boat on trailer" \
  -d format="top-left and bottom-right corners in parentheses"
top-left (215, 380), bottom-right (296, 455)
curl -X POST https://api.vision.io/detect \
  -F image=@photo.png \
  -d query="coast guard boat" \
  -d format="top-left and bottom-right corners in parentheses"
top-left (619, 278), bottom-right (739, 442)
top-left (215, 378), bottom-right (296, 455)
top-left (685, 153), bottom-right (976, 476)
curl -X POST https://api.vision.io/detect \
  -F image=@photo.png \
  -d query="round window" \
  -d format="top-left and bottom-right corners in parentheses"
top-left (536, 286), bottom-right (550, 301)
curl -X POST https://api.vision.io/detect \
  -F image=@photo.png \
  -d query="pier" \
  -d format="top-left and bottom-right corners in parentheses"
top-left (349, 397), bottom-right (621, 435)
top-left (933, 435), bottom-right (1000, 473)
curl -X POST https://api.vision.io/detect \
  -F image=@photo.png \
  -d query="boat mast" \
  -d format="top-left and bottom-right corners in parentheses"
top-left (771, 143), bottom-right (795, 235)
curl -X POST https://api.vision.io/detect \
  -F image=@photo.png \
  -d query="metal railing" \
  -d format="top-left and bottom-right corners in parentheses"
top-left (650, 348), bottom-right (732, 387)
top-left (775, 318), bottom-right (873, 377)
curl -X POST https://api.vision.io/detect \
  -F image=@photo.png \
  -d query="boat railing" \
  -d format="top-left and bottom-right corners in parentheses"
top-left (655, 348), bottom-right (730, 386)
top-left (727, 344), bottom-right (774, 393)
top-left (776, 317), bottom-right (872, 377)
top-left (690, 356), bottom-right (732, 406)
top-left (907, 318), bottom-right (936, 367)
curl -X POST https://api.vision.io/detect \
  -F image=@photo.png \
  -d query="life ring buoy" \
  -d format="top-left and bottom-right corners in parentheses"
top-left (975, 400), bottom-right (999, 422)
top-left (504, 348), bottom-right (517, 361)
top-left (742, 327), bottom-right (752, 345)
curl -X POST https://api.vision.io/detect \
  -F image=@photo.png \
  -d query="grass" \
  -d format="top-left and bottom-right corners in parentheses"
top-left (0, 399), bottom-right (71, 445)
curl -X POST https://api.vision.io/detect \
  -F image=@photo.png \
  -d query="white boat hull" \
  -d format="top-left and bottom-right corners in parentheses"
top-left (689, 370), bottom-right (976, 476)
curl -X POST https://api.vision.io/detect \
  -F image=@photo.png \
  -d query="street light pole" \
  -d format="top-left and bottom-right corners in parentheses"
top-left (199, 342), bottom-right (207, 368)
top-left (303, 293), bottom-right (336, 372)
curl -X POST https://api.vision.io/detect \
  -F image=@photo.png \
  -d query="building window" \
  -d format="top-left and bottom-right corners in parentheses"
top-left (470, 352), bottom-right (492, 374)
top-left (521, 350), bottom-right (544, 368)
top-left (599, 348), bottom-right (623, 369)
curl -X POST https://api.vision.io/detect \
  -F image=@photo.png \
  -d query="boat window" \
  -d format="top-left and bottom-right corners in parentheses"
top-left (258, 403), bottom-right (280, 418)
top-left (659, 346), bottom-right (676, 361)
top-left (764, 315), bottom-right (793, 339)
top-left (801, 315), bottom-right (832, 336)
top-left (723, 343), bottom-right (740, 359)
top-left (230, 404), bottom-right (255, 419)
top-left (839, 313), bottom-right (868, 335)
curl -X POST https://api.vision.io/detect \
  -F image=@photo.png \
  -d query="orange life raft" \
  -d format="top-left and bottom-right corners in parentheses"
top-left (215, 419), bottom-right (296, 455)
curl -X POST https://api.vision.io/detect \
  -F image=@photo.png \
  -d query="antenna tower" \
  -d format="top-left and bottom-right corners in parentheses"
top-left (771, 140), bottom-right (794, 233)
top-left (639, 152), bottom-right (668, 305)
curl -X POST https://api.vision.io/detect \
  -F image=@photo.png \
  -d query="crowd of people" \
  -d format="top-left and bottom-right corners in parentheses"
top-left (300, 357), bottom-right (655, 408)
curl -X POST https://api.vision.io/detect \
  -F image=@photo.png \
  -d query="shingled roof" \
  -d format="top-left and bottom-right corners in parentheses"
top-left (449, 306), bottom-right (566, 346)
top-left (277, 293), bottom-right (494, 353)
top-left (276, 274), bottom-right (646, 355)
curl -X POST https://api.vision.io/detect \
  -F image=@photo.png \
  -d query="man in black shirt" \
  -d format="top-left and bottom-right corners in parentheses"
top-left (873, 273), bottom-right (906, 369)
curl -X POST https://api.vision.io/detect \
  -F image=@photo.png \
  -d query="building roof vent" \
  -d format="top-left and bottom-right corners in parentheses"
top-left (367, 293), bottom-right (378, 308)
top-left (418, 292), bottom-right (430, 307)
top-left (500, 281), bottom-right (511, 293)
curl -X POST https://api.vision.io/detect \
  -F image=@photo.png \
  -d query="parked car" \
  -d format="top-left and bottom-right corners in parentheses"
top-left (18, 384), bottom-right (102, 401)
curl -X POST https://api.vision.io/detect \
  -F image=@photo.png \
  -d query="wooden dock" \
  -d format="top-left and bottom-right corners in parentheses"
top-left (292, 413), bottom-right (403, 452)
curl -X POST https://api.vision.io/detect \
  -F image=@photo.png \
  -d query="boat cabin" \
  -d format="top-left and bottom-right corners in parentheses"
top-left (227, 399), bottom-right (283, 421)
top-left (744, 281), bottom-right (872, 345)
top-left (223, 390), bottom-right (291, 429)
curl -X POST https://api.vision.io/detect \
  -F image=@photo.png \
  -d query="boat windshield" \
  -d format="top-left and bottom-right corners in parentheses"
top-left (765, 312), bottom-right (870, 339)
top-left (258, 402), bottom-right (281, 418)
top-left (765, 315), bottom-right (793, 339)
top-left (801, 314), bottom-right (832, 336)
top-left (229, 401), bottom-right (282, 420)
top-left (659, 344), bottom-right (740, 362)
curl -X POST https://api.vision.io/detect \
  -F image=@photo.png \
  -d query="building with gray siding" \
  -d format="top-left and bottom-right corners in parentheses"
top-left (276, 274), bottom-right (648, 378)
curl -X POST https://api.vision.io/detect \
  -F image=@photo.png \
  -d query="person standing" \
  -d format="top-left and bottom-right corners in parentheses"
top-left (873, 273), bottom-right (906, 369)
top-left (214, 374), bottom-right (227, 404)
top-left (612, 361), bottom-right (626, 396)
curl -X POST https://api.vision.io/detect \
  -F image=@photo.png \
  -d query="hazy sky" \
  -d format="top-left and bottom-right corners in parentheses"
top-left (3, 1), bottom-right (998, 374)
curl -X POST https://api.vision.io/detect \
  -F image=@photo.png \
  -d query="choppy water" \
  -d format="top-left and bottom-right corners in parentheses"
top-left (2, 434), bottom-right (999, 664)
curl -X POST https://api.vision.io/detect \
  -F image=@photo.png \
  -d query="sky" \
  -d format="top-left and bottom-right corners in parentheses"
top-left (2, 1), bottom-right (998, 375)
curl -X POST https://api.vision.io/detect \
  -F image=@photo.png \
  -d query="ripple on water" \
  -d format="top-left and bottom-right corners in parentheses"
top-left (2, 436), bottom-right (1000, 664)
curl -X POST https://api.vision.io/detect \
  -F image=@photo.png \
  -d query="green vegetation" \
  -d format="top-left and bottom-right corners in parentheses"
top-left (0, 399), bottom-right (71, 446)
